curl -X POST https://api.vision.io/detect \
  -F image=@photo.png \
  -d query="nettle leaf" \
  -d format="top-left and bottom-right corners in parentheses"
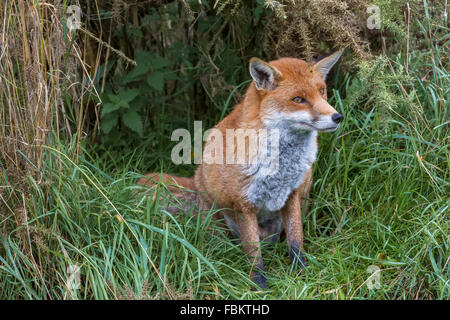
top-left (123, 50), bottom-right (153, 84)
top-left (147, 72), bottom-right (164, 91)
top-left (118, 100), bottom-right (130, 109)
top-left (122, 110), bottom-right (143, 136)
top-left (135, 49), bottom-right (153, 65)
top-left (101, 103), bottom-right (121, 117)
top-left (151, 54), bottom-right (171, 69)
top-left (254, 1), bottom-right (265, 21)
top-left (107, 93), bottom-right (121, 104)
top-left (119, 89), bottom-right (140, 103)
top-left (124, 51), bottom-right (171, 84)
top-left (123, 64), bottom-right (151, 84)
top-left (130, 95), bottom-right (146, 112)
top-left (102, 113), bottom-right (118, 134)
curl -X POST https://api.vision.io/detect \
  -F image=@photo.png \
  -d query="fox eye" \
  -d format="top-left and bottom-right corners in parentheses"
top-left (292, 96), bottom-right (305, 104)
top-left (320, 88), bottom-right (325, 96)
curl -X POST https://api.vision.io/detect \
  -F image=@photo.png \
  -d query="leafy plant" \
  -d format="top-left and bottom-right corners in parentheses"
top-left (101, 88), bottom-right (143, 136)
top-left (100, 50), bottom-right (174, 138)
top-left (123, 50), bottom-right (172, 89)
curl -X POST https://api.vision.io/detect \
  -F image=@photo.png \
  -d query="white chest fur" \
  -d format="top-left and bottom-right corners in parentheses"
top-left (244, 129), bottom-right (317, 212)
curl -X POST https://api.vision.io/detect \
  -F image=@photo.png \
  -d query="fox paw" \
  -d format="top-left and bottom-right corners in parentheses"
top-left (251, 262), bottom-right (269, 290)
top-left (289, 243), bottom-right (308, 271)
top-left (252, 270), bottom-right (268, 290)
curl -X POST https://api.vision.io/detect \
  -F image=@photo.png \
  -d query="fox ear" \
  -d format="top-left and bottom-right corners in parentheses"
top-left (249, 58), bottom-right (282, 91)
top-left (313, 50), bottom-right (344, 80)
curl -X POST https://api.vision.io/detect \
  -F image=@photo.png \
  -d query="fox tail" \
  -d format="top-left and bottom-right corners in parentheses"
top-left (137, 173), bottom-right (201, 214)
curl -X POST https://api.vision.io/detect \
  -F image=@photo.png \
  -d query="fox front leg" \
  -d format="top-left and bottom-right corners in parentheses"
top-left (281, 186), bottom-right (309, 271)
top-left (233, 204), bottom-right (268, 290)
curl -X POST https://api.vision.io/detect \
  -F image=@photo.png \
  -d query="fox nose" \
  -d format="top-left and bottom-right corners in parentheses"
top-left (332, 113), bottom-right (343, 123)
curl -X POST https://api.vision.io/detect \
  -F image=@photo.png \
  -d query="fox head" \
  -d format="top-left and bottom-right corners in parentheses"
top-left (249, 50), bottom-right (344, 132)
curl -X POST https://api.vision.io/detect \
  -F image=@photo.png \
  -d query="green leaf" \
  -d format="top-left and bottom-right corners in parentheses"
top-left (118, 100), bottom-right (130, 109)
top-left (107, 93), bottom-right (121, 104)
top-left (123, 50), bottom-right (153, 84)
top-left (123, 51), bottom-right (171, 84)
top-left (130, 96), bottom-right (146, 112)
top-left (255, 0), bottom-right (266, 21)
top-left (147, 72), bottom-right (164, 91)
top-left (135, 49), bottom-right (153, 66)
top-left (102, 113), bottom-right (118, 134)
top-left (101, 103), bottom-right (121, 117)
top-left (151, 54), bottom-right (171, 69)
top-left (119, 89), bottom-right (140, 103)
top-left (123, 64), bottom-right (150, 84)
top-left (122, 110), bottom-right (143, 136)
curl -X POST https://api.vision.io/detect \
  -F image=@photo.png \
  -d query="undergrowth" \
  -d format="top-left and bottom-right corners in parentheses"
top-left (0, 0), bottom-right (448, 299)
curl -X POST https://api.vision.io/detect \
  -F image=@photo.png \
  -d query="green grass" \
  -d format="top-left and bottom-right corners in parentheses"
top-left (1, 5), bottom-right (449, 300)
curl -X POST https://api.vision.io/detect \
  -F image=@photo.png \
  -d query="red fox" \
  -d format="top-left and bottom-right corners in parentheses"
top-left (138, 50), bottom-right (344, 289)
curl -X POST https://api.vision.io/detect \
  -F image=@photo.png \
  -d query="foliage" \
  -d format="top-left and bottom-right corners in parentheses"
top-left (0, 0), bottom-right (448, 299)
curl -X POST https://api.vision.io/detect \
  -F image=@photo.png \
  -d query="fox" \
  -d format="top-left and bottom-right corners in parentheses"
top-left (138, 50), bottom-right (344, 289)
